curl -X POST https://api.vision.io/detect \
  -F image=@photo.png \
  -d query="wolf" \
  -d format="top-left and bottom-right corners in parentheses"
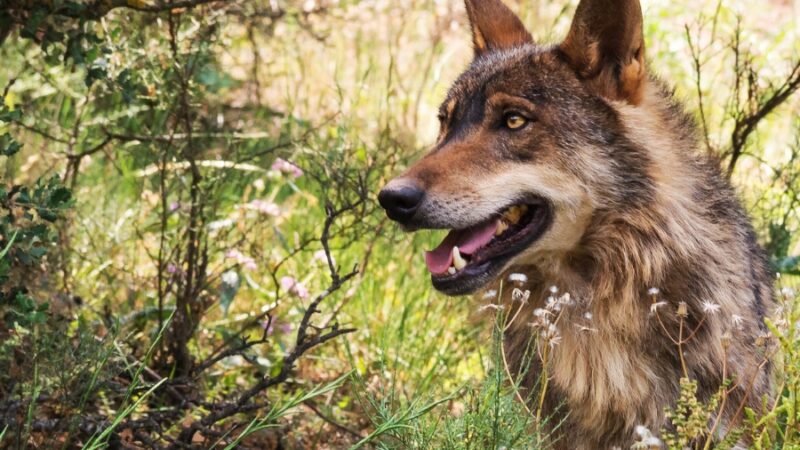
top-left (378, 0), bottom-right (775, 448)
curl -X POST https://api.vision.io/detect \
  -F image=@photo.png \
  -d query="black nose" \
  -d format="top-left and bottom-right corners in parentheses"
top-left (378, 184), bottom-right (424, 224)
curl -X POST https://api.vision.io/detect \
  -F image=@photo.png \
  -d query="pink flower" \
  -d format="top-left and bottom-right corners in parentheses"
top-left (225, 249), bottom-right (257, 271)
top-left (280, 276), bottom-right (309, 299)
top-left (313, 249), bottom-right (333, 265)
top-left (247, 199), bottom-right (280, 216)
top-left (279, 276), bottom-right (295, 291)
top-left (294, 284), bottom-right (309, 299)
top-left (271, 158), bottom-right (303, 178)
top-left (263, 320), bottom-right (294, 336)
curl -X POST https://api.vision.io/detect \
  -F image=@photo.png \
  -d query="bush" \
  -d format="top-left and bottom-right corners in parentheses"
top-left (0, 0), bottom-right (798, 448)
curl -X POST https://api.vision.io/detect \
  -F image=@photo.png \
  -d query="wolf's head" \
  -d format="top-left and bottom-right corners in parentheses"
top-left (379, 0), bottom-right (657, 295)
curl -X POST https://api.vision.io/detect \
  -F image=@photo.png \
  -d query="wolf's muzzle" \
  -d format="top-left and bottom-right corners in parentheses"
top-left (378, 181), bottom-right (424, 225)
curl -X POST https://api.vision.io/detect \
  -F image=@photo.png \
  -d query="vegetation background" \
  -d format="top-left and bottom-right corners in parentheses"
top-left (0, 0), bottom-right (798, 448)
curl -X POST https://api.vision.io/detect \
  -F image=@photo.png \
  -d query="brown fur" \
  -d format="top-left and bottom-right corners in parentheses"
top-left (379, 0), bottom-right (775, 447)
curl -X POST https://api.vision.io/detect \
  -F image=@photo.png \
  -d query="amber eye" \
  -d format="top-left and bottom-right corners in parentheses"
top-left (505, 113), bottom-right (528, 130)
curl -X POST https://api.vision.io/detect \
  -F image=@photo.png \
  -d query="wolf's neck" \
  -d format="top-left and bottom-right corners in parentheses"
top-left (513, 81), bottom-right (744, 328)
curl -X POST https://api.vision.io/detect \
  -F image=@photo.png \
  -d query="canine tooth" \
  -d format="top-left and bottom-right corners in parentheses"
top-left (448, 267), bottom-right (457, 275)
top-left (495, 220), bottom-right (509, 236)
top-left (503, 205), bottom-right (529, 224)
top-left (452, 246), bottom-right (467, 270)
top-left (504, 207), bottom-right (522, 224)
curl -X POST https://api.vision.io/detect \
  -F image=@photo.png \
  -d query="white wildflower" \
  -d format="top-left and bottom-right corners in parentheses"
top-left (780, 287), bottom-right (796, 298)
top-left (508, 273), bottom-right (528, 284)
top-left (549, 285), bottom-right (558, 294)
top-left (253, 178), bottom-right (266, 191)
top-left (221, 270), bottom-right (239, 287)
top-left (631, 425), bottom-right (663, 449)
top-left (482, 289), bottom-right (498, 300)
top-left (478, 304), bottom-right (505, 313)
top-left (584, 311), bottom-right (593, 320)
top-left (647, 287), bottom-right (660, 296)
top-left (533, 308), bottom-right (551, 318)
top-left (511, 288), bottom-right (531, 303)
top-left (544, 291), bottom-right (573, 311)
top-left (545, 295), bottom-right (562, 312)
top-left (539, 323), bottom-right (561, 347)
top-left (701, 300), bottom-right (721, 315)
top-left (731, 314), bottom-right (744, 328)
top-left (649, 301), bottom-right (667, 315)
top-left (209, 218), bottom-right (235, 231)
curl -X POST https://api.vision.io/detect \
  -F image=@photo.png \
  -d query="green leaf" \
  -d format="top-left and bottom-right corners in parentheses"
top-left (0, 133), bottom-right (22, 157)
top-left (38, 208), bottom-right (58, 223)
top-left (29, 246), bottom-right (47, 258)
top-left (2, 140), bottom-right (21, 157)
top-left (0, 108), bottom-right (22, 122)
top-left (48, 187), bottom-right (72, 208)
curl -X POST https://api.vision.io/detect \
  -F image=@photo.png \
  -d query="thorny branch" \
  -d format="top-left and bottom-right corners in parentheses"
top-left (726, 52), bottom-right (800, 176)
top-left (170, 203), bottom-right (359, 447)
top-left (683, 12), bottom-right (799, 178)
top-left (0, 0), bottom-right (368, 447)
top-left (1, 0), bottom-right (230, 22)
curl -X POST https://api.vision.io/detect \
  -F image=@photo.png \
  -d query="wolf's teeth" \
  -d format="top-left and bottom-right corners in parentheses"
top-left (503, 205), bottom-right (529, 224)
top-left (448, 267), bottom-right (457, 275)
top-left (452, 246), bottom-right (467, 270)
top-left (495, 220), bottom-right (509, 236)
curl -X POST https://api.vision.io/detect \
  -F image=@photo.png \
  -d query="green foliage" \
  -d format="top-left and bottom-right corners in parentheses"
top-left (0, 0), bottom-right (797, 448)
top-left (347, 304), bottom-right (554, 450)
top-left (3, 2), bottom-right (114, 86)
top-left (0, 313), bottom-right (121, 449)
top-left (662, 378), bottom-right (720, 450)
top-left (402, 369), bottom-right (546, 450)
top-left (0, 175), bottom-right (72, 280)
top-left (2, 291), bottom-right (48, 328)
top-left (0, 97), bottom-right (73, 331)
top-left (0, 103), bottom-right (23, 157)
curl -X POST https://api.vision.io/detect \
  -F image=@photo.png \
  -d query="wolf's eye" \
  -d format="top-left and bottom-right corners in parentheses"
top-left (504, 113), bottom-right (528, 130)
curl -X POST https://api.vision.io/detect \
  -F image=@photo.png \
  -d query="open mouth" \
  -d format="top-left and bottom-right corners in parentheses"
top-left (425, 198), bottom-right (552, 295)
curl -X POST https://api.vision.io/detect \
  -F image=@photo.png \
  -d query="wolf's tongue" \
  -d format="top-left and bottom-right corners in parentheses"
top-left (425, 220), bottom-right (498, 274)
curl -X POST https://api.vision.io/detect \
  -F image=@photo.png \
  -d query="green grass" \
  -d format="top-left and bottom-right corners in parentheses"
top-left (0, 0), bottom-right (798, 448)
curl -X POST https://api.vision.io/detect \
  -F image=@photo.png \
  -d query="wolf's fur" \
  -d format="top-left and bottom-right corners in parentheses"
top-left (379, 0), bottom-right (774, 447)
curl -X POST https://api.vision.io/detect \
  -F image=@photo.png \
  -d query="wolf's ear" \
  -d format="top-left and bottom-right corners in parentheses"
top-left (559, 0), bottom-right (646, 104)
top-left (464, 0), bottom-right (533, 57)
